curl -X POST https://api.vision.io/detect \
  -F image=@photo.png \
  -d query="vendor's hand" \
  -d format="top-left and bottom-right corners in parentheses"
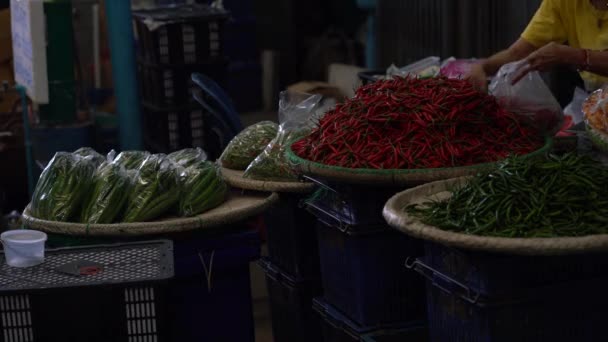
top-left (466, 63), bottom-right (488, 91)
top-left (511, 42), bottom-right (570, 84)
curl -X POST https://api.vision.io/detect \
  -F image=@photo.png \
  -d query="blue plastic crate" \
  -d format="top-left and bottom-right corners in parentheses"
top-left (313, 297), bottom-right (427, 342)
top-left (421, 271), bottom-right (608, 342)
top-left (414, 241), bottom-right (608, 298)
top-left (304, 179), bottom-right (406, 227)
top-left (168, 230), bottom-right (261, 342)
top-left (315, 219), bottom-right (425, 326)
top-left (264, 193), bottom-right (321, 280)
top-left (258, 258), bottom-right (323, 342)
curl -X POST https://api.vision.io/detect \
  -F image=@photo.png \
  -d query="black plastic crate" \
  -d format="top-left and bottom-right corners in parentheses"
top-left (264, 193), bottom-right (321, 280)
top-left (414, 242), bottom-right (608, 298)
top-left (420, 267), bottom-right (608, 342)
top-left (258, 258), bottom-right (322, 342)
top-left (304, 179), bottom-right (406, 227)
top-left (142, 102), bottom-right (205, 153)
top-left (138, 60), bottom-right (228, 108)
top-left (169, 229), bottom-right (261, 342)
top-left (0, 240), bottom-right (173, 342)
top-left (313, 297), bottom-right (427, 342)
top-left (314, 218), bottom-right (425, 326)
top-left (133, 4), bottom-right (229, 65)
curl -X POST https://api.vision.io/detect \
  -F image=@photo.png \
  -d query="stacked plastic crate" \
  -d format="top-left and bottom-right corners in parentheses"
top-left (133, 4), bottom-right (229, 153)
top-left (258, 193), bottom-right (324, 342)
top-left (221, 0), bottom-right (262, 112)
top-left (304, 181), bottom-right (428, 341)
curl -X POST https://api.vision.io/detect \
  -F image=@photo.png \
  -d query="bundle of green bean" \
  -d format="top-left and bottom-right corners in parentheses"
top-left (123, 154), bottom-right (181, 222)
top-left (179, 161), bottom-right (228, 217)
top-left (168, 148), bottom-right (208, 168)
top-left (74, 147), bottom-right (106, 167)
top-left (113, 151), bottom-right (150, 170)
top-left (30, 153), bottom-right (96, 222)
top-left (407, 153), bottom-right (608, 238)
top-left (81, 162), bottom-right (131, 224)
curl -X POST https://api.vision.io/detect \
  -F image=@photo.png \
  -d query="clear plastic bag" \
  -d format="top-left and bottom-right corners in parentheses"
top-left (564, 87), bottom-right (588, 125)
top-left (73, 147), bottom-right (106, 167)
top-left (30, 152), bottom-right (96, 222)
top-left (179, 161), bottom-right (228, 217)
top-left (81, 161), bottom-right (132, 224)
top-left (440, 58), bottom-right (477, 79)
top-left (123, 154), bottom-right (181, 222)
top-left (387, 56), bottom-right (441, 78)
top-left (168, 148), bottom-right (208, 168)
top-left (113, 151), bottom-right (150, 170)
top-left (244, 92), bottom-right (322, 181)
top-left (583, 87), bottom-right (608, 134)
top-left (219, 121), bottom-right (279, 170)
top-left (489, 61), bottom-right (564, 134)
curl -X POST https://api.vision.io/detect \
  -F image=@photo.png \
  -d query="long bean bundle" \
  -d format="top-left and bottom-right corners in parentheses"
top-left (30, 153), bottom-right (96, 221)
top-left (292, 77), bottom-right (543, 169)
top-left (81, 162), bottom-right (131, 224)
top-left (407, 154), bottom-right (608, 238)
top-left (123, 154), bottom-right (180, 222)
top-left (179, 161), bottom-right (228, 217)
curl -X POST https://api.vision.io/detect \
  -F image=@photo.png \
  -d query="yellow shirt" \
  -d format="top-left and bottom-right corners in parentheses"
top-left (522, 0), bottom-right (608, 90)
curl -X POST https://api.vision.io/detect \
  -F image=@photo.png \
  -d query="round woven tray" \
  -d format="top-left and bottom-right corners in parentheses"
top-left (286, 137), bottom-right (553, 186)
top-left (220, 167), bottom-right (315, 193)
top-left (383, 177), bottom-right (608, 255)
top-left (22, 192), bottom-right (279, 237)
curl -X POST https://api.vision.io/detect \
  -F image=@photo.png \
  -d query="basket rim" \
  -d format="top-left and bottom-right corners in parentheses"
top-left (22, 192), bottom-right (279, 237)
top-left (383, 177), bottom-right (608, 256)
top-left (220, 167), bottom-right (316, 193)
top-left (286, 136), bottom-right (553, 185)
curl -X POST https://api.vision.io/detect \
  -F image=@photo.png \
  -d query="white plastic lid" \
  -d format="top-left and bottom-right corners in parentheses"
top-left (1, 230), bottom-right (47, 244)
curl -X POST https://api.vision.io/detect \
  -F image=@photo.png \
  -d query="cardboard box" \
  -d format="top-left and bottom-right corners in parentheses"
top-left (0, 9), bottom-right (11, 64)
top-left (287, 81), bottom-right (345, 102)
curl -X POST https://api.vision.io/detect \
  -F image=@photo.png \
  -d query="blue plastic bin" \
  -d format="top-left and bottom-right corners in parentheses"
top-left (264, 193), bottom-right (321, 281)
top-left (304, 180), bottom-right (407, 227)
top-left (416, 241), bottom-right (608, 298)
top-left (168, 230), bottom-right (261, 342)
top-left (313, 297), bottom-right (427, 342)
top-left (313, 216), bottom-right (425, 326)
top-left (258, 258), bottom-right (322, 342)
top-left (420, 267), bottom-right (608, 342)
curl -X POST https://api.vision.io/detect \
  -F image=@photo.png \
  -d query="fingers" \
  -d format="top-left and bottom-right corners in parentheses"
top-left (511, 65), bottom-right (534, 85)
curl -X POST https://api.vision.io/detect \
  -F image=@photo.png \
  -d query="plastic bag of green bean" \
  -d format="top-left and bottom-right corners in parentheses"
top-left (179, 161), bottom-right (228, 217)
top-left (219, 121), bottom-right (279, 170)
top-left (244, 92), bottom-right (322, 181)
top-left (123, 154), bottom-right (181, 222)
top-left (30, 152), bottom-right (97, 222)
top-left (168, 148), bottom-right (208, 168)
top-left (80, 161), bottom-right (132, 224)
top-left (73, 147), bottom-right (106, 167)
top-left (113, 151), bottom-right (150, 170)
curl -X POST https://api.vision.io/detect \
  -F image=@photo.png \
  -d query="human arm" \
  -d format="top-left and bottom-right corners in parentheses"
top-left (467, 38), bottom-right (538, 90)
top-left (512, 44), bottom-right (608, 84)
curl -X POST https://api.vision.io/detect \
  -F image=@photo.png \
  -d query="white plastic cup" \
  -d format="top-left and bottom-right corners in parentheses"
top-left (1, 230), bottom-right (48, 268)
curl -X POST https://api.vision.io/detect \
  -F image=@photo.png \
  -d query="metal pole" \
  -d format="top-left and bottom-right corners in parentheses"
top-left (104, 0), bottom-right (143, 150)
